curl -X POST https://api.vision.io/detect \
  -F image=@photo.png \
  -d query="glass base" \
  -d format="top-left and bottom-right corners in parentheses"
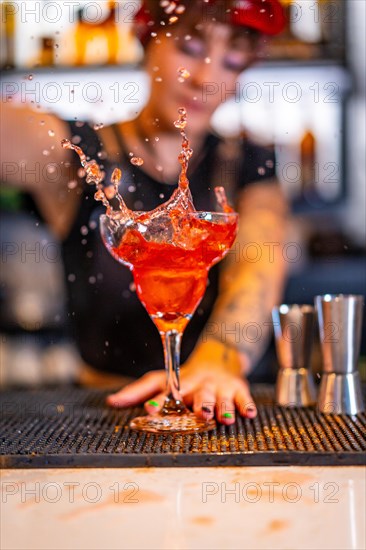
top-left (129, 413), bottom-right (216, 434)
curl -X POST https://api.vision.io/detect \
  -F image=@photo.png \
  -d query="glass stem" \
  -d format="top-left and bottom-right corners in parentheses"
top-left (160, 330), bottom-right (188, 415)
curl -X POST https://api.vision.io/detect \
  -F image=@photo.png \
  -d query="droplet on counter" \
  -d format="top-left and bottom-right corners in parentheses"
top-left (130, 157), bottom-right (144, 166)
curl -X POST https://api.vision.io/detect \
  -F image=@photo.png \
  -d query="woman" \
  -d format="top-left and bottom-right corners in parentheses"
top-left (2, 0), bottom-right (288, 425)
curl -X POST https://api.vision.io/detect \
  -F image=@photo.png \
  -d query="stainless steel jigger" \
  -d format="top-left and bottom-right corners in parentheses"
top-left (315, 294), bottom-right (365, 415)
top-left (272, 304), bottom-right (317, 407)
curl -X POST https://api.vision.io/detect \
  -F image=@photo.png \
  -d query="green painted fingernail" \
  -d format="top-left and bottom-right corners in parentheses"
top-left (148, 400), bottom-right (159, 407)
top-left (223, 412), bottom-right (233, 419)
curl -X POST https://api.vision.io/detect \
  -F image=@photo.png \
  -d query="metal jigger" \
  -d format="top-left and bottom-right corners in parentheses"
top-left (315, 294), bottom-right (365, 415)
top-left (272, 304), bottom-right (317, 407)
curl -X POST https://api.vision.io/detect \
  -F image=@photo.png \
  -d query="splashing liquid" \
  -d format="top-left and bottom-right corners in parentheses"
top-left (61, 109), bottom-right (233, 220)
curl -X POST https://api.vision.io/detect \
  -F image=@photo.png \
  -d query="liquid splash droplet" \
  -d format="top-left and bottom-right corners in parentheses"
top-left (130, 157), bottom-right (144, 167)
top-left (177, 67), bottom-right (190, 83)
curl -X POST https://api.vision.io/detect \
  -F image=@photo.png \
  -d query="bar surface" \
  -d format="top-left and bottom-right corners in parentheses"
top-left (1, 385), bottom-right (365, 468)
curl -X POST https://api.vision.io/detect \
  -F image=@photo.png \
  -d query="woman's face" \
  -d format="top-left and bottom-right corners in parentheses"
top-left (143, 22), bottom-right (258, 135)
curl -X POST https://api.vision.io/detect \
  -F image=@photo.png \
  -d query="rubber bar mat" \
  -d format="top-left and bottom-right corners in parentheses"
top-left (0, 385), bottom-right (365, 468)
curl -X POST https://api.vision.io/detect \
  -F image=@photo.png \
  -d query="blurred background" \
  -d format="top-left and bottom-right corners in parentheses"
top-left (1, 0), bottom-right (365, 386)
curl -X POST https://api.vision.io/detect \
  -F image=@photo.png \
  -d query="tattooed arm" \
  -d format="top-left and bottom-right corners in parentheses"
top-left (201, 179), bottom-right (289, 374)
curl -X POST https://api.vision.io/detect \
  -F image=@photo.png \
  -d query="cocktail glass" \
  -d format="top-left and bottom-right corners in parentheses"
top-left (100, 210), bottom-right (238, 433)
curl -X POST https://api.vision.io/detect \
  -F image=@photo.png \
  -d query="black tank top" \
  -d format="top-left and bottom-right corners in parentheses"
top-left (62, 122), bottom-right (276, 377)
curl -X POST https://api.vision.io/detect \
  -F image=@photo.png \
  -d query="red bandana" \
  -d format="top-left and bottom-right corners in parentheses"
top-left (135, 0), bottom-right (287, 44)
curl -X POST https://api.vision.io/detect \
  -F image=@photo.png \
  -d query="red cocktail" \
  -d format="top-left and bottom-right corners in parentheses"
top-left (100, 209), bottom-right (238, 432)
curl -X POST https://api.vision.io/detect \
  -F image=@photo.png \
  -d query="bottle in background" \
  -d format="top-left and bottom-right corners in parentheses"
top-left (39, 37), bottom-right (55, 67)
top-left (300, 128), bottom-right (317, 198)
top-left (2, 2), bottom-right (16, 68)
top-left (73, 1), bottom-right (119, 66)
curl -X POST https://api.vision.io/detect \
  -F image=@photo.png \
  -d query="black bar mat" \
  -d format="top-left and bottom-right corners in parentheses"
top-left (1, 385), bottom-right (365, 468)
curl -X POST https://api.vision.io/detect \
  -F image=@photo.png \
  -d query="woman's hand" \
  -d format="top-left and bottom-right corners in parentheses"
top-left (106, 340), bottom-right (257, 425)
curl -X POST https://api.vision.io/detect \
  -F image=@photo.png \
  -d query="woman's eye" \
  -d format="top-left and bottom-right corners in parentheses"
top-left (178, 37), bottom-right (206, 58)
top-left (223, 51), bottom-right (250, 72)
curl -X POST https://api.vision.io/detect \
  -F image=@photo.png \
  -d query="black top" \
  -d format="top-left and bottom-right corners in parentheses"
top-left (62, 122), bottom-right (276, 377)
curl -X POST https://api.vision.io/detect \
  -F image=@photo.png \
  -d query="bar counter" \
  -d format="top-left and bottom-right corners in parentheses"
top-left (1, 465), bottom-right (365, 549)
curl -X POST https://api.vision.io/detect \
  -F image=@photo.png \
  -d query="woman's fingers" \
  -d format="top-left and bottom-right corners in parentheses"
top-left (192, 385), bottom-right (216, 421)
top-left (106, 370), bottom-right (165, 407)
top-left (106, 366), bottom-right (257, 424)
top-left (234, 384), bottom-right (257, 418)
top-left (215, 389), bottom-right (237, 425)
top-left (144, 392), bottom-right (166, 414)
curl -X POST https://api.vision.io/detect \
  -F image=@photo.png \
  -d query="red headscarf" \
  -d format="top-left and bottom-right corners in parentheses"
top-left (135, 0), bottom-right (287, 45)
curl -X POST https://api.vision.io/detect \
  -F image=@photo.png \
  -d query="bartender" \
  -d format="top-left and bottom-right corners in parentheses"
top-left (2, 0), bottom-right (289, 425)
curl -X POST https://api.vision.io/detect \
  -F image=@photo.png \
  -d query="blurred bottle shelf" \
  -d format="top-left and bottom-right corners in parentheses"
top-left (1, 0), bottom-right (346, 69)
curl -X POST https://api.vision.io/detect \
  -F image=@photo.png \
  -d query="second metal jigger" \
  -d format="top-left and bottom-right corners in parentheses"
top-left (315, 294), bottom-right (365, 415)
top-left (272, 304), bottom-right (317, 407)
